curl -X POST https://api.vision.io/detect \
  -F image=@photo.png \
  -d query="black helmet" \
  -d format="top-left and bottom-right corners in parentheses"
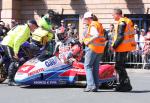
top-left (27, 20), bottom-right (38, 26)
top-left (47, 9), bottom-right (55, 17)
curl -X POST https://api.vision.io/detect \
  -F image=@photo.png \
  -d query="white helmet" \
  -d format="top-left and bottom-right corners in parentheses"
top-left (83, 12), bottom-right (93, 19)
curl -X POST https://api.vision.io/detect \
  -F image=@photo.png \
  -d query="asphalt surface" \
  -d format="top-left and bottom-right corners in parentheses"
top-left (0, 69), bottom-right (150, 103)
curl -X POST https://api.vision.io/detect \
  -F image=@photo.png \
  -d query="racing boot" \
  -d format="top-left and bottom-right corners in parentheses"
top-left (8, 73), bottom-right (19, 86)
top-left (8, 62), bottom-right (19, 86)
top-left (115, 77), bottom-right (132, 92)
top-left (8, 79), bottom-right (19, 86)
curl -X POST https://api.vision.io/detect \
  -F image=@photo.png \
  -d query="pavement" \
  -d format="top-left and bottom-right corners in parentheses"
top-left (0, 69), bottom-right (150, 103)
top-left (127, 68), bottom-right (150, 73)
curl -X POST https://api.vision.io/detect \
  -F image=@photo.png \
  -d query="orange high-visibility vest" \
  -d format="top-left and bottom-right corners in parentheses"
top-left (112, 17), bottom-right (136, 52)
top-left (84, 21), bottom-right (106, 53)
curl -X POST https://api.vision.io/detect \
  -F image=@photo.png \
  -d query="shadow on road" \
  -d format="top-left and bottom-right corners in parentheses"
top-left (129, 90), bottom-right (150, 93)
top-left (20, 85), bottom-right (86, 89)
top-left (96, 90), bottom-right (150, 93)
top-left (21, 86), bottom-right (150, 93)
top-left (19, 85), bottom-right (150, 93)
top-left (20, 85), bottom-right (115, 90)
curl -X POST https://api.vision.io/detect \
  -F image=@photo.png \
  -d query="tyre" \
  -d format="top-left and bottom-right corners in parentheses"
top-left (0, 54), bottom-right (7, 83)
top-left (0, 64), bottom-right (7, 83)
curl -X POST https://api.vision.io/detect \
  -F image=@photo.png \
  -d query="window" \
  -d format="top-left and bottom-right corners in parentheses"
top-left (124, 14), bottom-right (150, 32)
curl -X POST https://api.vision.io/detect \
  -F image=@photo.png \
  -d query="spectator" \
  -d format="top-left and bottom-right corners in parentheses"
top-left (66, 23), bottom-right (78, 40)
top-left (103, 24), bottom-right (115, 62)
top-left (107, 24), bottom-right (115, 44)
top-left (134, 24), bottom-right (140, 40)
top-left (143, 27), bottom-right (150, 69)
top-left (134, 24), bottom-right (140, 50)
top-left (11, 19), bottom-right (18, 28)
top-left (138, 29), bottom-right (145, 50)
top-left (67, 23), bottom-right (73, 37)
top-left (5, 23), bottom-right (11, 31)
top-left (146, 26), bottom-right (150, 36)
top-left (0, 21), bottom-right (9, 40)
top-left (133, 29), bottom-right (145, 68)
top-left (59, 20), bottom-right (65, 33)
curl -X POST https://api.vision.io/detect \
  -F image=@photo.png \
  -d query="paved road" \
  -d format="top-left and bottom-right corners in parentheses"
top-left (0, 69), bottom-right (150, 103)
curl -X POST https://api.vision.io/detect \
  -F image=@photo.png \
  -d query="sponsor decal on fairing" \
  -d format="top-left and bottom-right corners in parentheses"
top-left (28, 68), bottom-right (44, 76)
top-left (33, 80), bottom-right (58, 85)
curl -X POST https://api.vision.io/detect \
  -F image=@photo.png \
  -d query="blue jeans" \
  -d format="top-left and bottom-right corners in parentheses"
top-left (84, 47), bottom-right (102, 88)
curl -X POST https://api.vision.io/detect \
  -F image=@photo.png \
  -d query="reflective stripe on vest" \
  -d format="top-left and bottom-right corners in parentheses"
top-left (97, 36), bottom-right (106, 40)
top-left (85, 21), bottom-right (105, 53)
top-left (122, 38), bottom-right (135, 44)
top-left (88, 35), bottom-right (106, 42)
top-left (90, 42), bottom-right (105, 46)
top-left (124, 31), bottom-right (135, 36)
top-left (113, 17), bottom-right (136, 52)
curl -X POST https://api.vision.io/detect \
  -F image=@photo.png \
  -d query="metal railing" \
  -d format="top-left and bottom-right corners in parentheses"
top-left (101, 41), bottom-right (150, 69)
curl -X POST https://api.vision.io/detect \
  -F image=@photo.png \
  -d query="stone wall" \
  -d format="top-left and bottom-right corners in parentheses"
top-left (0, 0), bottom-right (20, 23)
top-left (0, 0), bottom-right (150, 29)
top-left (20, 0), bottom-right (150, 28)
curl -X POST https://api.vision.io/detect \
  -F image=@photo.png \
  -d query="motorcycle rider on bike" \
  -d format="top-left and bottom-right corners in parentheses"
top-left (1, 20), bottom-right (38, 86)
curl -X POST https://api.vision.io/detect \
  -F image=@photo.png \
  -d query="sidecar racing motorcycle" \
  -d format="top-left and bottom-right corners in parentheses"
top-left (14, 43), bottom-right (117, 88)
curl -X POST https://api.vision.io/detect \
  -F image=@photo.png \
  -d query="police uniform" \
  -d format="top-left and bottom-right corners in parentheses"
top-left (1, 24), bottom-right (30, 85)
top-left (31, 27), bottom-right (53, 61)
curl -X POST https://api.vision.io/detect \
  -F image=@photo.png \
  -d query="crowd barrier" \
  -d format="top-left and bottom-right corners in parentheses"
top-left (102, 41), bottom-right (150, 69)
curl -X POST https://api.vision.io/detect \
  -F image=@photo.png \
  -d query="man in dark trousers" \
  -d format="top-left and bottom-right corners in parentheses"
top-left (1, 20), bottom-right (38, 86)
top-left (111, 8), bottom-right (136, 92)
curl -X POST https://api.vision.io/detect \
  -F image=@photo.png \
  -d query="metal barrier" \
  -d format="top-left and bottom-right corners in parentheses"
top-left (101, 41), bottom-right (150, 69)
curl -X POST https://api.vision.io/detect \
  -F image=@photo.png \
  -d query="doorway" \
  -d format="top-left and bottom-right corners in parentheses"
top-left (124, 14), bottom-right (150, 32)
top-left (61, 15), bottom-right (79, 31)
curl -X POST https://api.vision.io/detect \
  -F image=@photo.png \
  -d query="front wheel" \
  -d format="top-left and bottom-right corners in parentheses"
top-left (0, 64), bottom-right (7, 83)
top-left (0, 53), bottom-right (7, 83)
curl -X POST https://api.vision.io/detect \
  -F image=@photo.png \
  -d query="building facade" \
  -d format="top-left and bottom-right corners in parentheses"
top-left (0, 0), bottom-right (150, 32)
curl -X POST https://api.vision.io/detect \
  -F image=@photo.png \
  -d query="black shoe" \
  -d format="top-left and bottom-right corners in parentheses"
top-left (8, 81), bottom-right (19, 86)
top-left (115, 77), bottom-right (132, 92)
top-left (115, 84), bottom-right (132, 92)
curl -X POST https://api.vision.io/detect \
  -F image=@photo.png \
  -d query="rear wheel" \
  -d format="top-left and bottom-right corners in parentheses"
top-left (106, 80), bottom-right (115, 87)
top-left (101, 80), bottom-right (116, 89)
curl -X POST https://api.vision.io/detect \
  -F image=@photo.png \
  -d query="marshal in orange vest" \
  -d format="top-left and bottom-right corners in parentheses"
top-left (84, 21), bottom-right (106, 53)
top-left (112, 17), bottom-right (136, 52)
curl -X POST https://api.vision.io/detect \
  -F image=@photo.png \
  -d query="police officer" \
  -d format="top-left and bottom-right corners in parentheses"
top-left (31, 26), bottom-right (54, 61)
top-left (34, 10), bottom-right (56, 55)
top-left (1, 20), bottom-right (38, 86)
top-left (83, 12), bottom-right (106, 92)
top-left (34, 9), bottom-right (56, 32)
top-left (0, 21), bottom-right (9, 39)
top-left (111, 8), bottom-right (136, 92)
